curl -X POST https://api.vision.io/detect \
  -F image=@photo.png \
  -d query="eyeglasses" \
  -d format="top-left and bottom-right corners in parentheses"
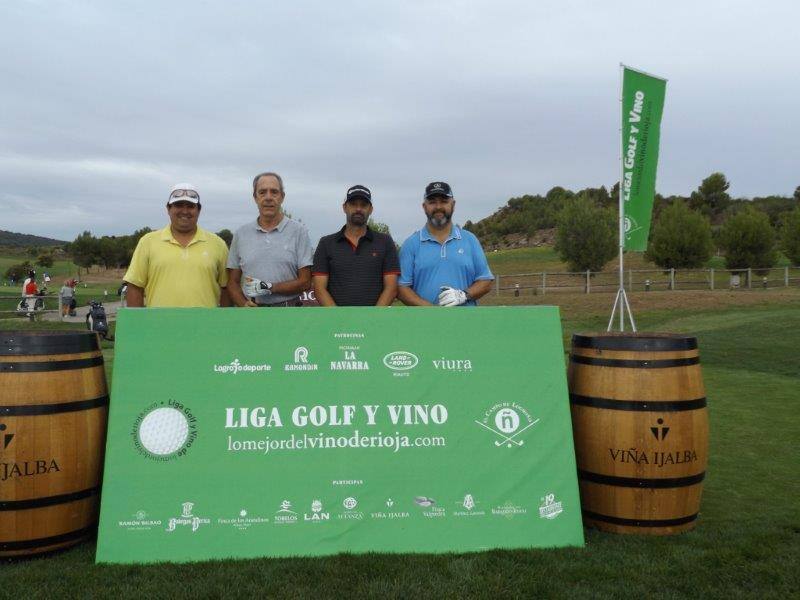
top-left (169, 189), bottom-right (200, 201)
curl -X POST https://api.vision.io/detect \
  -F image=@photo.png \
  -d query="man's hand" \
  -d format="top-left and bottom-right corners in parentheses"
top-left (438, 286), bottom-right (468, 307)
top-left (243, 277), bottom-right (273, 299)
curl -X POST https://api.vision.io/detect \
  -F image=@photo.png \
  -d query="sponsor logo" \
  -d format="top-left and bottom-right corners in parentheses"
top-left (538, 493), bottom-right (563, 520)
top-left (330, 346), bottom-right (369, 371)
top-left (651, 418), bottom-right (670, 441)
top-left (284, 346), bottom-right (319, 372)
top-left (609, 447), bottom-right (699, 468)
top-left (453, 493), bottom-right (486, 517)
top-left (132, 400), bottom-right (197, 461)
top-left (304, 499), bottom-right (330, 523)
top-left (432, 357), bottom-right (473, 372)
top-left (118, 509), bottom-right (162, 531)
top-left (338, 497), bottom-right (363, 521)
top-left (166, 501), bottom-right (210, 532)
top-left (0, 423), bottom-right (13, 450)
top-left (274, 500), bottom-right (298, 525)
top-left (414, 496), bottom-right (445, 518)
top-left (475, 402), bottom-right (539, 448)
top-left (491, 501), bottom-right (528, 519)
top-left (383, 351), bottom-right (419, 372)
top-left (213, 358), bottom-right (271, 374)
top-left (370, 497), bottom-right (410, 520)
top-left (217, 508), bottom-right (270, 530)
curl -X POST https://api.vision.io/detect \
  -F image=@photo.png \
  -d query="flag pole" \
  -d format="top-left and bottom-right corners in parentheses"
top-left (610, 63), bottom-right (637, 333)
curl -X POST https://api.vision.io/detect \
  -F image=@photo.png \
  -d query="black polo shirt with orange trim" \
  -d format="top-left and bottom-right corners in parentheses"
top-left (312, 226), bottom-right (400, 306)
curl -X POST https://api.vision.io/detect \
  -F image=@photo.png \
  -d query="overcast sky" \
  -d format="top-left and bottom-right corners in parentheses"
top-left (1, 0), bottom-right (798, 243)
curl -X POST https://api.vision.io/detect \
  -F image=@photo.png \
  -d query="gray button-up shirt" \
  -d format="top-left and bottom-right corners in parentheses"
top-left (227, 216), bottom-right (314, 304)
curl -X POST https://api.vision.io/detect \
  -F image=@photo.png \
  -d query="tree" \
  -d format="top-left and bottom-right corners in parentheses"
top-left (367, 218), bottom-right (390, 235)
top-left (70, 231), bottom-right (99, 274)
top-left (779, 206), bottom-right (800, 265)
top-left (645, 201), bottom-right (713, 268)
top-left (36, 253), bottom-right (55, 268)
top-left (794, 186), bottom-right (800, 202)
top-left (718, 206), bottom-right (777, 270)
top-left (4, 261), bottom-right (33, 283)
top-left (555, 196), bottom-right (617, 272)
top-left (689, 172), bottom-right (731, 219)
top-left (216, 229), bottom-right (233, 248)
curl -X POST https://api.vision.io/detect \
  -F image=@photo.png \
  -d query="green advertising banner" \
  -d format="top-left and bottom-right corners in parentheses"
top-left (96, 307), bottom-right (584, 563)
top-left (622, 65), bottom-right (667, 251)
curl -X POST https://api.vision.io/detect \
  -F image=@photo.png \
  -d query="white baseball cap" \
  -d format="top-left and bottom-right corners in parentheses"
top-left (168, 183), bottom-right (200, 204)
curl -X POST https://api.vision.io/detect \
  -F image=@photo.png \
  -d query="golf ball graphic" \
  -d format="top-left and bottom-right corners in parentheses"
top-left (138, 407), bottom-right (189, 455)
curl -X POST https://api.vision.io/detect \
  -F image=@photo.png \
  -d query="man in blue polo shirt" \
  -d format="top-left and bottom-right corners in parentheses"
top-left (398, 181), bottom-right (494, 306)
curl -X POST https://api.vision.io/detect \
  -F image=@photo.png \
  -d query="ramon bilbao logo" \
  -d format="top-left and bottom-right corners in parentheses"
top-left (475, 402), bottom-right (539, 448)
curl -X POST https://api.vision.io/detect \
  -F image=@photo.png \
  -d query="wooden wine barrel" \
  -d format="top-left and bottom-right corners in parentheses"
top-left (568, 332), bottom-right (709, 535)
top-left (0, 331), bottom-right (109, 557)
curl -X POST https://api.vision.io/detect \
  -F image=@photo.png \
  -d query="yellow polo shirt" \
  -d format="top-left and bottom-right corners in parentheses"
top-left (124, 226), bottom-right (229, 307)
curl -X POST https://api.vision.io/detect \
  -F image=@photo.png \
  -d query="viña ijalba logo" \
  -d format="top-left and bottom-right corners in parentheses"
top-left (214, 358), bottom-right (271, 374)
top-left (475, 402), bottom-right (539, 448)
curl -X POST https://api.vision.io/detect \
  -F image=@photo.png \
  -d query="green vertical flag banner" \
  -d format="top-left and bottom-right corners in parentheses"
top-left (622, 65), bottom-right (667, 251)
top-left (96, 307), bottom-right (584, 564)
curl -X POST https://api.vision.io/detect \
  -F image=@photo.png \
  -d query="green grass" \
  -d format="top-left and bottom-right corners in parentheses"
top-left (2, 303), bottom-right (798, 598)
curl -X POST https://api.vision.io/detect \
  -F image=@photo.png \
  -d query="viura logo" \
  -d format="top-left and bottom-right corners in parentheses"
top-left (213, 358), bottom-right (271, 374)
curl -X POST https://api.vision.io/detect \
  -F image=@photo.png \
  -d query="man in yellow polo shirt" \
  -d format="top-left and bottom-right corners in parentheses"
top-left (124, 183), bottom-right (229, 307)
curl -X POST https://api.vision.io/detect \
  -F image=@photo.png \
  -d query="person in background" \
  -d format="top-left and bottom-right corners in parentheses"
top-left (60, 280), bottom-right (76, 317)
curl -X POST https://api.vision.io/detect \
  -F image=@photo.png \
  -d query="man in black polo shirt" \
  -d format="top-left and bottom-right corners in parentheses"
top-left (312, 185), bottom-right (400, 306)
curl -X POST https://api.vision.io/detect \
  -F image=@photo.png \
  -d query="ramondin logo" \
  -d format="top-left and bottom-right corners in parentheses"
top-left (285, 346), bottom-right (319, 372)
top-left (383, 351), bottom-right (419, 371)
top-left (475, 402), bottom-right (539, 448)
top-left (132, 400), bottom-right (197, 461)
top-left (214, 358), bottom-right (271, 374)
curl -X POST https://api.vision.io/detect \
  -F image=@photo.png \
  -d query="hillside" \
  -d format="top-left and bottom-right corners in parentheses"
top-left (0, 229), bottom-right (66, 247)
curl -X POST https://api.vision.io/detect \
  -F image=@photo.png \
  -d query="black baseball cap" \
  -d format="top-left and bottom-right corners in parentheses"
top-left (346, 185), bottom-right (372, 203)
top-left (424, 181), bottom-right (453, 199)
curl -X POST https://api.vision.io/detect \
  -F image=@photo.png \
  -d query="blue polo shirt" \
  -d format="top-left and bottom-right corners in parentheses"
top-left (399, 224), bottom-right (494, 306)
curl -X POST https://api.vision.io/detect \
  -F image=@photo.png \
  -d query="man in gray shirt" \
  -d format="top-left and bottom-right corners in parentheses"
top-left (227, 172), bottom-right (314, 307)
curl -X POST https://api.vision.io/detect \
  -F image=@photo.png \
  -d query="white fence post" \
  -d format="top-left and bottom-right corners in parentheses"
top-left (542, 272), bottom-right (546, 296)
top-left (495, 275), bottom-right (500, 296)
top-left (670, 268), bottom-right (675, 290)
top-left (628, 269), bottom-right (632, 291)
top-left (586, 270), bottom-right (590, 294)
top-left (747, 268), bottom-right (752, 289)
top-left (786, 266), bottom-right (789, 287)
top-left (710, 268), bottom-right (714, 290)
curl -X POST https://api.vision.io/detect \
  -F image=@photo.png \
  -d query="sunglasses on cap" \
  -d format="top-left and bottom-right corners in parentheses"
top-left (169, 189), bottom-right (200, 201)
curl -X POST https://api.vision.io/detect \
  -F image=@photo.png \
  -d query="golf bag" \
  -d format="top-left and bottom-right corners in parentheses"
top-left (17, 292), bottom-right (45, 314)
top-left (86, 300), bottom-right (111, 340)
top-left (69, 298), bottom-right (77, 317)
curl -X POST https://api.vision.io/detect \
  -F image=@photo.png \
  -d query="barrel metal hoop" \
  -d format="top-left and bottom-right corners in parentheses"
top-left (570, 394), bottom-right (707, 412)
top-left (578, 469), bottom-right (706, 488)
top-left (570, 355), bottom-right (700, 369)
top-left (0, 356), bottom-right (104, 373)
top-left (572, 334), bottom-right (698, 351)
top-left (582, 509), bottom-right (698, 528)
top-left (0, 395), bottom-right (109, 416)
top-left (0, 334), bottom-right (99, 355)
top-left (0, 486), bottom-right (100, 511)
top-left (0, 524), bottom-right (96, 551)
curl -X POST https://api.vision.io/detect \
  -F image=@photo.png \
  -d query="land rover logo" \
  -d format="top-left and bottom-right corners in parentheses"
top-left (383, 351), bottom-right (419, 371)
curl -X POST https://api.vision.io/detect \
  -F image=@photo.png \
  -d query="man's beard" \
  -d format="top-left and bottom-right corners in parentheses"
top-left (348, 213), bottom-right (366, 226)
top-left (427, 212), bottom-right (451, 228)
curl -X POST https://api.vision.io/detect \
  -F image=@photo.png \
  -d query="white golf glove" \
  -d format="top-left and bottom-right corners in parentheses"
top-left (438, 286), bottom-right (468, 307)
top-left (243, 276), bottom-right (273, 298)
